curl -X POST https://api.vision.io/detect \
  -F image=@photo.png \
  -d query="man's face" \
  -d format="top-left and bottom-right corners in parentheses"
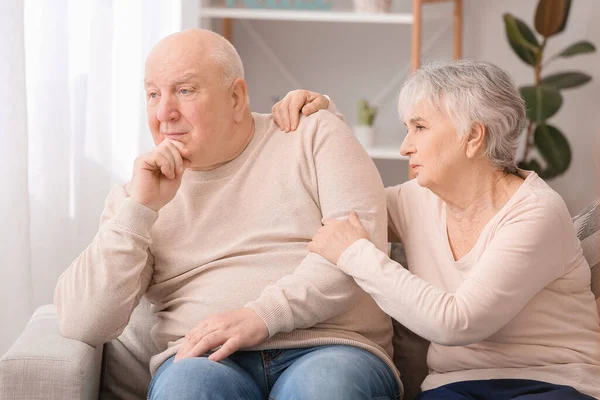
top-left (144, 43), bottom-right (234, 169)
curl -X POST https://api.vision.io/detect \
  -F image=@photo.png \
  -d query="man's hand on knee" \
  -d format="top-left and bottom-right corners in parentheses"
top-left (174, 308), bottom-right (269, 363)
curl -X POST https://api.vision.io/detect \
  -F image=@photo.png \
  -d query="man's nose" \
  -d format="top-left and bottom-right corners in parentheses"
top-left (157, 96), bottom-right (180, 122)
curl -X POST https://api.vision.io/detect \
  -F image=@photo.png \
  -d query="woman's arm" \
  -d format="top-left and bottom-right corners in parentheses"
top-left (326, 204), bottom-right (567, 346)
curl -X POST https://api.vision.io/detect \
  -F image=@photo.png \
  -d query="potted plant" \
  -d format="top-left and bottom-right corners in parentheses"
top-left (354, 99), bottom-right (378, 148)
top-left (503, 0), bottom-right (596, 179)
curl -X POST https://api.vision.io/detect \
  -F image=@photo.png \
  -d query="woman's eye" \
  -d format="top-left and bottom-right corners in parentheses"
top-left (415, 125), bottom-right (425, 131)
top-left (148, 92), bottom-right (158, 99)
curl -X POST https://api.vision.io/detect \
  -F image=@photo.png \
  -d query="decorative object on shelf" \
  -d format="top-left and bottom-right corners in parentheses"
top-left (503, 0), bottom-right (596, 179)
top-left (225, 0), bottom-right (332, 10)
top-left (353, 0), bottom-right (392, 14)
top-left (354, 99), bottom-right (378, 148)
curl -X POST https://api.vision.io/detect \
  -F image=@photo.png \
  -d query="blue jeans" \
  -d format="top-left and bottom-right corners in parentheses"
top-left (148, 345), bottom-right (400, 399)
top-left (416, 379), bottom-right (595, 400)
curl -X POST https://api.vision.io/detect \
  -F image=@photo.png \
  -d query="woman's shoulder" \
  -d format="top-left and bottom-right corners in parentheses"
top-left (510, 172), bottom-right (572, 226)
top-left (492, 172), bottom-right (575, 244)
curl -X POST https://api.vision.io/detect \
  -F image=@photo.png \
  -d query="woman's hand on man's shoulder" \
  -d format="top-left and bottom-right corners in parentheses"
top-left (272, 90), bottom-right (329, 132)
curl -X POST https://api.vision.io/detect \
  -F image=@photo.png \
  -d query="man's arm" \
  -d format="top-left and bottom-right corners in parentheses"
top-left (54, 185), bottom-right (156, 347)
top-left (55, 138), bottom-right (190, 346)
top-left (245, 109), bottom-right (387, 335)
top-left (273, 91), bottom-right (403, 245)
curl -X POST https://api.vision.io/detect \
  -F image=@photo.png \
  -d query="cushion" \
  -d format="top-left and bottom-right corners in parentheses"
top-left (390, 243), bottom-right (429, 400)
top-left (99, 297), bottom-right (158, 400)
top-left (573, 198), bottom-right (600, 316)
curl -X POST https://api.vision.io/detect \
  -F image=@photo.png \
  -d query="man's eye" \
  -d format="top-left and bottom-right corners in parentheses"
top-left (180, 89), bottom-right (190, 95)
top-left (148, 92), bottom-right (158, 99)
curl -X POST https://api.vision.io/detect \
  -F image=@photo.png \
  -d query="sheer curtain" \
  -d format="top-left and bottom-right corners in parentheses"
top-left (0, 0), bottom-right (181, 356)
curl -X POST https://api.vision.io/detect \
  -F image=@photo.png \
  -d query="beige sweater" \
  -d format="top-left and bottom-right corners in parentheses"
top-left (338, 172), bottom-right (600, 398)
top-left (54, 110), bottom-right (399, 384)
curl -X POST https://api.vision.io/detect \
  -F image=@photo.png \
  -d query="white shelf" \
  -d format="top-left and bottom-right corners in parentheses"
top-left (366, 147), bottom-right (408, 160)
top-left (199, 7), bottom-right (448, 24)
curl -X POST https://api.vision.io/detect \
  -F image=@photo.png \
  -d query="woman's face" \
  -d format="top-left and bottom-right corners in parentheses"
top-left (400, 101), bottom-right (468, 189)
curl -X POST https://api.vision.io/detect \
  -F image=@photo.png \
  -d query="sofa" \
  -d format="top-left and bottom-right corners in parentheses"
top-left (1, 199), bottom-right (598, 400)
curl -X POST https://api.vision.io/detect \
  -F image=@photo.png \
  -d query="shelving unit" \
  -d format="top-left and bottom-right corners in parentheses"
top-left (194, 0), bottom-right (462, 166)
top-left (198, 7), bottom-right (444, 24)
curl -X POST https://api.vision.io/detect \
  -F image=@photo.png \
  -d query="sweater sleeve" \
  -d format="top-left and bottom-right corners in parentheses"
top-left (245, 110), bottom-right (387, 336)
top-left (324, 95), bottom-right (345, 122)
top-left (53, 185), bottom-right (157, 347)
top-left (337, 203), bottom-right (567, 346)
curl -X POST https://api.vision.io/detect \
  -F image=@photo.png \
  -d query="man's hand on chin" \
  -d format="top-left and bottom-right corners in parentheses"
top-left (173, 308), bottom-right (269, 363)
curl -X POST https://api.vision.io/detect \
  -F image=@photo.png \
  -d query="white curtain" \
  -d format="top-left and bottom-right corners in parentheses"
top-left (0, 0), bottom-right (182, 356)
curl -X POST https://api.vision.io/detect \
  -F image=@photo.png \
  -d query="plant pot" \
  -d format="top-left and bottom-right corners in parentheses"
top-left (353, 0), bottom-right (392, 13)
top-left (353, 125), bottom-right (376, 148)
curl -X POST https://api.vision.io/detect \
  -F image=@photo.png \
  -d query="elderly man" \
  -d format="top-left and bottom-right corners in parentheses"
top-left (54, 29), bottom-right (400, 399)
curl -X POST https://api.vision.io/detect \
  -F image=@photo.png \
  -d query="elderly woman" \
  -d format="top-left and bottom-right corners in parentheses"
top-left (271, 60), bottom-right (600, 399)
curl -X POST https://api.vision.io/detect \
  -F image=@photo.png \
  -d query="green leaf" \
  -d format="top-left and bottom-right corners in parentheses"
top-left (517, 160), bottom-right (528, 169)
top-left (534, 124), bottom-right (571, 175)
top-left (541, 71), bottom-right (592, 90)
top-left (529, 159), bottom-right (543, 175)
top-left (518, 159), bottom-right (543, 175)
top-left (540, 165), bottom-right (560, 179)
top-left (520, 85), bottom-right (563, 122)
top-left (503, 13), bottom-right (540, 66)
top-left (558, 41), bottom-right (596, 57)
top-left (535, 0), bottom-right (569, 37)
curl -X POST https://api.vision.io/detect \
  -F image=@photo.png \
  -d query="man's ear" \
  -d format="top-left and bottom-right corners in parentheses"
top-left (466, 121), bottom-right (486, 159)
top-left (231, 78), bottom-right (248, 123)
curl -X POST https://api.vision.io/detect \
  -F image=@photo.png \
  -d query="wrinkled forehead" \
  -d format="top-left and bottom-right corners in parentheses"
top-left (144, 39), bottom-right (215, 84)
top-left (144, 71), bottom-right (203, 90)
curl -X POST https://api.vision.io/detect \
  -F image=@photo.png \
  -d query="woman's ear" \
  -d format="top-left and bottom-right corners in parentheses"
top-left (465, 122), bottom-right (486, 159)
top-left (231, 78), bottom-right (248, 123)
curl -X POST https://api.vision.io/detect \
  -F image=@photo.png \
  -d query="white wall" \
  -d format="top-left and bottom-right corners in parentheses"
top-left (462, 0), bottom-right (600, 214)
top-left (189, 0), bottom-right (600, 214)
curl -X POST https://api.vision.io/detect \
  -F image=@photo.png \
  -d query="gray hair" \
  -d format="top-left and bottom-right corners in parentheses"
top-left (398, 59), bottom-right (526, 173)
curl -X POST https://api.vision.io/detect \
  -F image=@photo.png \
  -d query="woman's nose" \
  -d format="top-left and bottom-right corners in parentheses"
top-left (400, 133), bottom-right (415, 157)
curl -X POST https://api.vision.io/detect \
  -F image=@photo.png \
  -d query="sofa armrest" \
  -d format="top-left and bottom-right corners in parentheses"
top-left (0, 304), bottom-right (102, 400)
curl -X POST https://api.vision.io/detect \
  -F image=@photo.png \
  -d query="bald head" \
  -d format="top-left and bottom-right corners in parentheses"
top-left (144, 29), bottom-right (253, 171)
top-left (146, 29), bottom-right (244, 88)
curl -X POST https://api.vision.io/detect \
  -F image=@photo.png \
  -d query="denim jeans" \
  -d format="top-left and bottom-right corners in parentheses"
top-left (148, 345), bottom-right (400, 400)
top-left (416, 379), bottom-right (596, 400)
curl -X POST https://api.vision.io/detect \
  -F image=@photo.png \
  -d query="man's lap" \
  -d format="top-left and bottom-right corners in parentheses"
top-left (148, 345), bottom-right (399, 400)
top-left (269, 345), bottom-right (399, 399)
top-left (148, 354), bottom-right (263, 400)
